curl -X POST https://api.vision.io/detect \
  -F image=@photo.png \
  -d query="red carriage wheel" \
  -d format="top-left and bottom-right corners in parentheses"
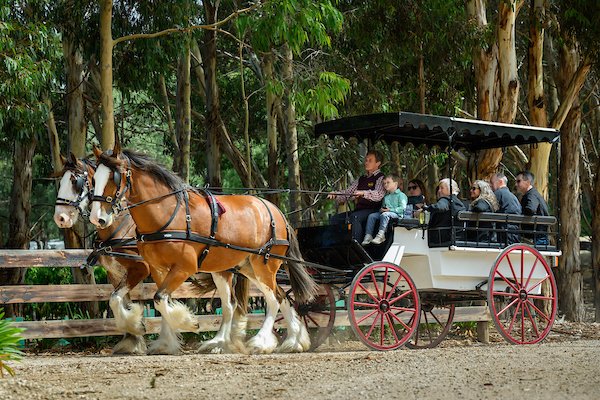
top-left (347, 262), bottom-right (420, 351)
top-left (406, 302), bottom-right (455, 349)
top-left (274, 284), bottom-right (336, 351)
top-left (487, 244), bottom-right (558, 345)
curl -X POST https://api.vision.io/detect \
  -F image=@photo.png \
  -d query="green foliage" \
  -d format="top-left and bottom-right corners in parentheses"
top-left (0, 310), bottom-right (24, 377)
top-left (557, 0), bottom-right (600, 58)
top-left (0, 3), bottom-right (61, 143)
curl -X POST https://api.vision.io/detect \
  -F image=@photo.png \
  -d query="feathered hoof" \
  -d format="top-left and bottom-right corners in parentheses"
top-left (147, 338), bottom-right (182, 355)
top-left (198, 339), bottom-right (231, 354)
top-left (277, 339), bottom-right (305, 353)
top-left (113, 334), bottom-right (147, 355)
top-left (245, 334), bottom-right (278, 355)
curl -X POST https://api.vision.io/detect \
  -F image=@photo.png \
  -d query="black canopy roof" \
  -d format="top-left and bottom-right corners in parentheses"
top-left (314, 112), bottom-right (560, 152)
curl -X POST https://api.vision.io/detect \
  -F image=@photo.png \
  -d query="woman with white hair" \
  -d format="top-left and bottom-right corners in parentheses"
top-left (423, 178), bottom-right (466, 246)
top-left (467, 180), bottom-right (499, 242)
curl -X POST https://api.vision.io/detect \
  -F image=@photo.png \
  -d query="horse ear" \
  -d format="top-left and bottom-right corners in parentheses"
top-left (60, 154), bottom-right (67, 165)
top-left (92, 145), bottom-right (102, 160)
top-left (68, 150), bottom-right (78, 163)
top-left (113, 142), bottom-right (122, 159)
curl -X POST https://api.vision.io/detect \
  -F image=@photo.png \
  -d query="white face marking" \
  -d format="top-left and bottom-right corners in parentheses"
top-left (90, 164), bottom-right (113, 227)
top-left (54, 170), bottom-right (88, 228)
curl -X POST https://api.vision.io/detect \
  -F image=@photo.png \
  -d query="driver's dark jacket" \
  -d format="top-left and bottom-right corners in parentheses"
top-left (427, 194), bottom-right (467, 245)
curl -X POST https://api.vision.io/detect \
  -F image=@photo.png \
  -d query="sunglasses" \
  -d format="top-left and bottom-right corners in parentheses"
top-left (469, 186), bottom-right (479, 191)
top-left (408, 185), bottom-right (418, 190)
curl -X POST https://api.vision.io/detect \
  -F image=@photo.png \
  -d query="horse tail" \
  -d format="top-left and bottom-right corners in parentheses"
top-left (190, 272), bottom-right (217, 296)
top-left (233, 273), bottom-right (249, 316)
top-left (284, 228), bottom-right (318, 304)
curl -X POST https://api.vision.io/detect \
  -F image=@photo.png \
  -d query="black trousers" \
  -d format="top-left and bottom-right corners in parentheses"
top-left (330, 208), bottom-right (377, 241)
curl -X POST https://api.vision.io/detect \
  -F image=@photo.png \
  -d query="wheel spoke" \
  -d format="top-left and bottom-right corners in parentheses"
top-left (494, 269), bottom-right (521, 294)
top-left (505, 253), bottom-right (522, 291)
top-left (523, 302), bottom-right (540, 338)
top-left (525, 299), bottom-right (552, 323)
top-left (507, 300), bottom-right (522, 337)
top-left (523, 257), bottom-right (539, 290)
top-left (390, 309), bottom-right (412, 330)
top-left (386, 313), bottom-right (400, 343)
top-left (496, 296), bottom-right (520, 319)
top-left (525, 273), bottom-right (551, 294)
top-left (358, 282), bottom-right (381, 303)
top-left (356, 309), bottom-right (379, 325)
top-left (354, 301), bottom-right (379, 309)
top-left (369, 269), bottom-right (382, 299)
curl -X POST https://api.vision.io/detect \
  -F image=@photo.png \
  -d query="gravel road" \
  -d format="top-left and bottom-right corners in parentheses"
top-left (1, 326), bottom-right (599, 400)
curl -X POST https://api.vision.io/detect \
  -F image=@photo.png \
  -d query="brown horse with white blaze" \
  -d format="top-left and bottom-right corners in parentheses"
top-left (53, 152), bottom-right (150, 354)
top-left (89, 146), bottom-right (317, 354)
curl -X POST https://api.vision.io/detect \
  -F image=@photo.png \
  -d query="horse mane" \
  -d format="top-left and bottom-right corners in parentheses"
top-left (98, 149), bottom-right (185, 200)
top-left (63, 156), bottom-right (96, 173)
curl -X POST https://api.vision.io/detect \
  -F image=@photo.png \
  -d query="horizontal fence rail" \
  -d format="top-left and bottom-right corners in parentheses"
top-left (1, 250), bottom-right (492, 341)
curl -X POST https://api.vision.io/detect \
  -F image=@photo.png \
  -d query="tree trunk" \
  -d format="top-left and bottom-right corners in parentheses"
top-left (282, 43), bottom-right (301, 226)
top-left (99, 0), bottom-right (115, 150)
top-left (159, 73), bottom-right (180, 172)
top-left (466, 0), bottom-right (502, 181)
top-left (528, 0), bottom-right (550, 199)
top-left (497, 0), bottom-right (519, 124)
top-left (263, 53), bottom-right (280, 207)
top-left (592, 161), bottom-right (600, 322)
top-left (175, 45), bottom-right (191, 184)
top-left (204, 1), bottom-right (222, 188)
top-left (63, 38), bottom-right (87, 157)
top-left (558, 107), bottom-right (584, 320)
top-left (556, 43), bottom-right (584, 321)
top-left (0, 140), bottom-right (36, 318)
top-left (63, 35), bottom-right (99, 318)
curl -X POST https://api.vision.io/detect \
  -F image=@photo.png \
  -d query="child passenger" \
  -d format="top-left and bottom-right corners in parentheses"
top-left (362, 174), bottom-right (408, 245)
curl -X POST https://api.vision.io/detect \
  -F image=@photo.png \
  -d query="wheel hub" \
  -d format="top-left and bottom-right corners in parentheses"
top-left (379, 299), bottom-right (390, 313)
top-left (519, 289), bottom-right (528, 301)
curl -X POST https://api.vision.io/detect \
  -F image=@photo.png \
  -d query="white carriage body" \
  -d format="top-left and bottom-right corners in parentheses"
top-left (382, 226), bottom-right (561, 294)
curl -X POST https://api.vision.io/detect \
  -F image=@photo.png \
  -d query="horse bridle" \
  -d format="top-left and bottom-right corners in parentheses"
top-left (92, 157), bottom-right (132, 215)
top-left (55, 167), bottom-right (93, 216)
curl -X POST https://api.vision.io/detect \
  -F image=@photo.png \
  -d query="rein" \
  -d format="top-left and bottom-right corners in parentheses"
top-left (94, 161), bottom-right (292, 268)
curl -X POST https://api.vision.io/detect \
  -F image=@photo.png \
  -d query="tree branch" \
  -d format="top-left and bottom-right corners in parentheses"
top-left (113, 4), bottom-right (261, 47)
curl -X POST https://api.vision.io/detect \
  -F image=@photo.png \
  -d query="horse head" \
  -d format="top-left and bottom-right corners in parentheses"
top-left (90, 145), bottom-right (130, 228)
top-left (53, 151), bottom-right (95, 228)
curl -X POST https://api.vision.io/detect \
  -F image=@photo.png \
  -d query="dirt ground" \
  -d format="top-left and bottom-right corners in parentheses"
top-left (1, 319), bottom-right (599, 400)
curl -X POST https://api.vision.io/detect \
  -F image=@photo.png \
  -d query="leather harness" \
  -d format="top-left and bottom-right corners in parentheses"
top-left (93, 160), bottom-right (292, 269)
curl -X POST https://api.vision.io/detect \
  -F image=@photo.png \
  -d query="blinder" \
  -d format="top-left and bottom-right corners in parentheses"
top-left (55, 168), bottom-right (91, 215)
top-left (92, 159), bottom-right (131, 215)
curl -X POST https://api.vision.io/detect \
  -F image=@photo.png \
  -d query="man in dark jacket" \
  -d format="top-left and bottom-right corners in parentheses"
top-left (490, 172), bottom-right (522, 245)
top-left (515, 170), bottom-right (550, 245)
top-left (425, 178), bottom-right (466, 246)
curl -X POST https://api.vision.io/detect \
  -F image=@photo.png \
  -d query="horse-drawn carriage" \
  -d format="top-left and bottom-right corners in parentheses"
top-left (54, 112), bottom-right (561, 354)
top-left (286, 112), bottom-right (561, 350)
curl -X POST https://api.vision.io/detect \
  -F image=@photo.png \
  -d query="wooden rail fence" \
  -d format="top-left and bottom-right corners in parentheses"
top-left (0, 250), bottom-right (491, 342)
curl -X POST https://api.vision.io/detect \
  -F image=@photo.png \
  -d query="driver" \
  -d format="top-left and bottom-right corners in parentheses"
top-left (327, 150), bottom-right (386, 241)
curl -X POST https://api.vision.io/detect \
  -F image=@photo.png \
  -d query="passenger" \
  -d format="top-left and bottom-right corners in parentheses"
top-left (362, 174), bottom-right (408, 245)
top-left (328, 150), bottom-right (386, 241)
top-left (423, 178), bottom-right (467, 245)
top-left (404, 178), bottom-right (429, 218)
top-left (490, 172), bottom-right (522, 245)
top-left (467, 180), bottom-right (499, 243)
top-left (515, 170), bottom-right (550, 245)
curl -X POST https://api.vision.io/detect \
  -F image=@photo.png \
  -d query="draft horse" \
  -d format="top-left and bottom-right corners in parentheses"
top-left (89, 146), bottom-right (317, 354)
top-left (53, 152), bottom-right (150, 354)
top-left (54, 152), bottom-right (250, 355)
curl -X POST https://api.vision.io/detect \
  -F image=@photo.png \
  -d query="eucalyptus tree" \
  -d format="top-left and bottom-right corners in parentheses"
top-left (551, 0), bottom-right (600, 321)
top-left (239, 0), bottom-right (347, 219)
top-left (0, 2), bottom-right (60, 317)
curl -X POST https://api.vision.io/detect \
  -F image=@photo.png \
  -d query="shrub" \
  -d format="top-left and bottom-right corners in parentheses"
top-left (0, 310), bottom-right (25, 377)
